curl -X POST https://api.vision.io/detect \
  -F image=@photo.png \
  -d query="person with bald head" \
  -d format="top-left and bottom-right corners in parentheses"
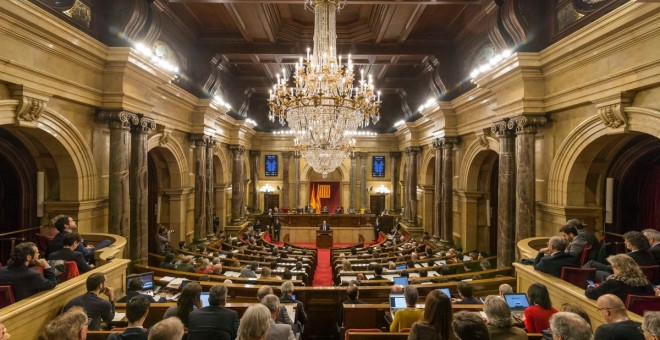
top-left (594, 294), bottom-right (644, 340)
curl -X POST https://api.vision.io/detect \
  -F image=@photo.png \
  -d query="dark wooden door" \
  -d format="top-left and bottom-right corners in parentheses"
top-left (370, 195), bottom-right (385, 215)
top-left (265, 194), bottom-right (280, 211)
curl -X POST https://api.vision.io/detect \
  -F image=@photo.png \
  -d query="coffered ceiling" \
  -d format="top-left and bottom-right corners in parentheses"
top-left (166, 0), bottom-right (489, 132)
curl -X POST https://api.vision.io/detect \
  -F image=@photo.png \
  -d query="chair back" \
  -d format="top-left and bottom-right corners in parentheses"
top-left (345, 329), bottom-right (381, 340)
top-left (625, 295), bottom-right (660, 316)
top-left (579, 244), bottom-right (593, 266)
top-left (59, 261), bottom-right (80, 282)
top-left (399, 328), bottom-right (411, 333)
top-left (35, 233), bottom-right (51, 252)
top-left (640, 265), bottom-right (659, 285)
top-left (560, 267), bottom-right (596, 289)
top-left (0, 285), bottom-right (15, 308)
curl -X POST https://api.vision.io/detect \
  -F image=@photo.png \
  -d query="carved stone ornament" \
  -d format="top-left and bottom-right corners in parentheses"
top-left (229, 144), bottom-right (245, 154)
top-left (491, 120), bottom-right (513, 137)
top-left (97, 111), bottom-right (139, 130)
top-left (598, 104), bottom-right (626, 128)
top-left (190, 134), bottom-right (212, 147)
top-left (15, 96), bottom-right (47, 123)
top-left (475, 130), bottom-right (489, 148)
top-left (508, 115), bottom-right (547, 134)
top-left (132, 116), bottom-right (156, 134)
top-left (159, 131), bottom-right (171, 147)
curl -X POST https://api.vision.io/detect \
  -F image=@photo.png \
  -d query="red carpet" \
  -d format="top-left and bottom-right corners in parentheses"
top-left (312, 248), bottom-right (333, 286)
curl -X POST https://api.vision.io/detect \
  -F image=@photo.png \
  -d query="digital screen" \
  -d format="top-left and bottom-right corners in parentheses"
top-left (372, 156), bottom-right (385, 177)
top-left (396, 264), bottom-right (407, 270)
top-left (437, 288), bottom-right (451, 298)
top-left (393, 277), bottom-right (409, 286)
top-left (504, 294), bottom-right (530, 309)
top-left (126, 272), bottom-right (154, 291)
top-left (200, 292), bottom-right (210, 307)
top-left (265, 155), bottom-right (278, 176)
top-left (389, 294), bottom-right (406, 311)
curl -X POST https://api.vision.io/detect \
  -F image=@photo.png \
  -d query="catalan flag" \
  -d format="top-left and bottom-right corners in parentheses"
top-left (318, 184), bottom-right (331, 198)
top-left (310, 184), bottom-right (320, 213)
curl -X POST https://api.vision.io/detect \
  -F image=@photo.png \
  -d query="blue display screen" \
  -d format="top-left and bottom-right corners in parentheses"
top-left (372, 156), bottom-right (385, 177)
top-left (265, 155), bottom-right (278, 176)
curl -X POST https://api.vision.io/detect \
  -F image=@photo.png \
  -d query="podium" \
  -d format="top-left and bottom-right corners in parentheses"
top-left (316, 230), bottom-right (333, 248)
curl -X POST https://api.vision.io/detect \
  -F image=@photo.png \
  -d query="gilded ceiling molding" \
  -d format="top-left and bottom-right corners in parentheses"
top-left (595, 92), bottom-right (634, 130)
top-left (9, 85), bottom-right (52, 126)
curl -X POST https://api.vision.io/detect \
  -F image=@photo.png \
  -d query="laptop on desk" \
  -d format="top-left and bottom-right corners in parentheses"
top-left (389, 293), bottom-right (406, 316)
top-left (126, 272), bottom-right (155, 294)
top-left (436, 287), bottom-right (451, 298)
top-left (504, 293), bottom-right (530, 317)
top-left (393, 277), bottom-right (409, 286)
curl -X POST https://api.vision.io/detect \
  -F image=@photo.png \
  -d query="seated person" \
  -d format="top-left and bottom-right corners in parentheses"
top-left (280, 281), bottom-right (307, 329)
top-left (560, 224), bottom-right (586, 257)
top-left (48, 216), bottom-right (111, 263)
top-left (176, 256), bottom-right (196, 273)
top-left (41, 306), bottom-right (88, 340)
top-left (187, 285), bottom-right (239, 340)
top-left (48, 232), bottom-right (93, 273)
top-left (159, 253), bottom-right (176, 270)
top-left (533, 236), bottom-right (579, 278)
top-left (408, 290), bottom-right (453, 340)
top-left (343, 283), bottom-right (365, 304)
top-left (524, 283), bottom-right (557, 333)
top-left (0, 241), bottom-right (58, 302)
top-left (240, 262), bottom-right (258, 278)
top-left (118, 277), bottom-right (157, 303)
top-left (390, 285), bottom-right (423, 332)
top-left (163, 282), bottom-right (202, 327)
top-left (483, 295), bottom-right (527, 340)
top-left (452, 281), bottom-right (483, 305)
top-left (64, 272), bottom-right (115, 331)
top-left (585, 254), bottom-right (654, 303)
top-left (452, 310), bottom-right (490, 340)
top-left (594, 294), bottom-right (643, 340)
top-left (108, 296), bottom-right (150, 340)
top-left (584, 231), bottom-right (656, 282)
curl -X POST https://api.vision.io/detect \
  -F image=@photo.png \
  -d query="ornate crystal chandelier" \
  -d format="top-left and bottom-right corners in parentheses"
top-left (267, 0), bottom-right (381, 176)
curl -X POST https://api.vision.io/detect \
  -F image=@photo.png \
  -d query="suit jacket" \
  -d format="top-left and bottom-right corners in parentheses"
top-left (187, 305), bottom-right (239, 340)
top-left (239, 267), bottom-right (257, 278)
top-left (266, 319), bottom-right (295, 340)
top-left (0, 265), bottom-right (58, 302)
top-left (64, 291), bottom-right (115, 331)
top-left (533, 251), bottom-right (579, 278)
top-left (650, 243), bottom-right (660, 264)
top-left (117, 291), bottom-right (156, 303)
top-left (280, 295), bottom-right (307, 325)
top-left (107, 327), bottom-right (149, 340)
top-left (319, 224), bottom-right (330, 231)
top-left (46, 231), bottom-right (66, 257)
top-left (628, 250), bottom-right (657, 267)
top-left (487, 324), bottom-right (528, 340)
top-left (48, 248), bottom-right (92, 273)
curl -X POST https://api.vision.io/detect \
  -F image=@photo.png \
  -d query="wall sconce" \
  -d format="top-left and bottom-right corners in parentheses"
top-left (375, 184), bottom-right (391, 195)
top-left (260, 184), bottom-right (275, 193)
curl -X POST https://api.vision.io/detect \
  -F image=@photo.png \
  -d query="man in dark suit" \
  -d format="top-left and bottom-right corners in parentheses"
top-left (533, 236), bottom-right (579, 278)
top-left (0, 242), bottom-right (58, 302)
top-left (64, 272), bottom-right (115, 330)
top-left (188, 285), bottom-right (239, 340)
top-left (280, 281), bottom-right (307, 330)
top-left (262, 294), bottom-right (296, 340)
top-left (273, 218), bottom-right (282, 242)
top-left (117, 277), bottom-right (157, 303)
top-left (585, 231), bottom-right (656, 281)
top-left (108, 295), bottom-right (150, 340)
top-left (566, 219), bottom-right (600, 261)
top-left (373, 218), bottom-right (381, 241)
top-left (319, 221), bottom-right (330, 231)
top-left (643, 228), bottom-right (660, 264)
top-left (48, 232), bottom-right (92, 273)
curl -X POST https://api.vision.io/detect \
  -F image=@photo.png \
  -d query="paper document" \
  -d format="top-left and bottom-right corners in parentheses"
top-left (112, 313), bottom-right (126, 322)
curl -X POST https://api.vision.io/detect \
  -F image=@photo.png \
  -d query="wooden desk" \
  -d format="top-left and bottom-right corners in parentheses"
top-left (343, 303), bottom-right (485, 330)
top-left (317, 230), bottom-right (333, 248)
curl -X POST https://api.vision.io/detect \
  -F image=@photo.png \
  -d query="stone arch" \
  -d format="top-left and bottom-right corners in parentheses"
top-left (420, 148), bottom-right (436, 186)
top-left (0, 103), bottom-right (97, 202)
top-left (548, 107), bottom-right (660, 206)
top-left (147, 133), bottom-right (187, 189)
top-left (459, 136), bottom-right (500, 191)
top-left (421, 150), bottom-right (436, 235)
top-left (301, 161), bottom-right (348, 182)
top-left (212, 145), bottom-right (230, 185)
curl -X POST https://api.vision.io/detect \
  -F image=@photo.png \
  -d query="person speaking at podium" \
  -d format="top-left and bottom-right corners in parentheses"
top-left (319, 221), bottom-right (330, 231)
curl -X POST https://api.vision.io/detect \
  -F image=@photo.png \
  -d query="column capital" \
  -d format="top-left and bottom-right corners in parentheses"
top-left (404, 146), bottom-right (421, 154)
top-left (491, 120), bottom-right (515, 138)
top-left (433, 137), bottom-right (459, 149)
top-left (230, 145), bottom-right (245, 154)
top-left (356, 152), bottom-right (368, 159)
top-left (390, 152), bottom-right (401, 159)
top-left (206, 137), bottom-right (216, 148)
top-left (595, 92), bottom-right (634, 129)
top-left (131, 116), bottom-right (156, 134)
top-left (190, 133), bottom-right (212, 146)
top-left (250, 150), bottom-right (261, 157)
top-left (508, 114), bottom-right (547, 134)
top-left (281, 151), bottom-right (293, 158)
top-left (97, 110), bottom-right (139, 130)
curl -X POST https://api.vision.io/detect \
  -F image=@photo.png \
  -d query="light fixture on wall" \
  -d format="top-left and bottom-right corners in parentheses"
top-left (259, 184), bottom-right (275, 193)
top-left (374, 184), bottom-right (391, 195)
top-left (267, 0), bottom-right (381, 177)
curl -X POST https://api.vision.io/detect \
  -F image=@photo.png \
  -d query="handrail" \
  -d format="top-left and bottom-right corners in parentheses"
top-left (604, 231), bottom-right (625, 239)
top-left (0, 226), bottom-right (43, 238)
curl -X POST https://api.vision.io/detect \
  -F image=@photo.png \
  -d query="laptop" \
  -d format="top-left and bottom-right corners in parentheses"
top-left (393, 277), bottom-right (409, 286)
top-left (126, 272), bottom-right (155, 293)
top-left (436, 287), bottom-right (451, 298)
top-left (504, 293), bottom-right (530, 316)
top-left (396, 264), bottom-right (407, 270)
top-left (200, 292), bottom-right (210, 307)
top-left (389, 293), bottom-right (407, 315)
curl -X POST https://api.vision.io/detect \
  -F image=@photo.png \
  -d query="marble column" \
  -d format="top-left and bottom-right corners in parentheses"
top-left (492, 120), bottom-right (516, 267)
top-left (390, 152), bottom-right (400, 211)
top-left (282, 152), bottom-right (292, 209)
top-left (230, 145), bottom-right (245, 222)
top-left (359, 153), bottom-right (368, 209)
top-left (249, 151), bottom-right (260, 210)
top-left (190, 134), bottom-right (208, 241)
top-left (349, 154), bottom-right (357, 210)
top-left (405, 147), bottom-right (420, 224)
top-left (441, 138), bottom-right (459, 243)
top-left (97, 111), bottom-right (138, 236)
top-left (293, 154), bottom-right (301, 208)
top-left (206, 138), bottom-right (216, 238)
top-left (510, 115), bottom-right (546, 242)
top-left (431, 140), bottom-right (443, 238)
top-left (130, 115), bottom-right (155, 263)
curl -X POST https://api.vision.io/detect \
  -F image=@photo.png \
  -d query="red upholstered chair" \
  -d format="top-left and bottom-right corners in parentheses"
top-left (626, 295), bottom-right (660, 316)
top-left (59, 261), bottom-right (80, 282)
top-left (399, 328), bottom-right (411, 333)
top-left (579, 244), bottom-right (593, 266)
top-left (560, 267), bottom-right (596, 289)
top-left (35, 233), bottom-right (51, 253)
top-left (0, 285), bottom-right (15, 308)
top-left (345, 329), bottom-right (381, 340)
top-left (640, 265), bottom-right (659, 284)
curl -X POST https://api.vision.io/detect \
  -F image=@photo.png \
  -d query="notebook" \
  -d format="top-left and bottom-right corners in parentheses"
top-left (504, 293), bottom-right (530, 315)
top-left (436, 287), bottom-right (451, 298)
top-left (393, 277), bottom-right (409, 286)
top-left (389, 294), bottom-right (407, 315)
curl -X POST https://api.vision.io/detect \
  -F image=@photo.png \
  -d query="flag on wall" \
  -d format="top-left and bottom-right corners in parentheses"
top-left (318, 184), bottom-right (331, 198)
top-left (310, 184), bottom-right (320, 213)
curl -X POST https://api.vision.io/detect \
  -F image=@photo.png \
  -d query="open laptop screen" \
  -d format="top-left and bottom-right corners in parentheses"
top-left (393, 277), bottom-right (409, 286)
top-left (200, 292), bottom-right (210, 307)
top-left (126, 272), bottom-right (154, 291)
top-left (396, 264), bottom-right (407, 270)
top-left (436, 288), bottom-right (451, 298)
top-left (389, 294), bottom-right (406, 313)
top-left (504, 293), bottom-right (530, 310)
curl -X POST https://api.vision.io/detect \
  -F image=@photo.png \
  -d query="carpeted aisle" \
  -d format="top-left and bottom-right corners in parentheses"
top-left (312, 248), bottom-right (333, 286)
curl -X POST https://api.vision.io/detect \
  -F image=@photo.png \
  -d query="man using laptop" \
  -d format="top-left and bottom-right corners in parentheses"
top-left (118, 277), bottom-right (157, 303)
top-left (187, 285), bottom-right (239, 340)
